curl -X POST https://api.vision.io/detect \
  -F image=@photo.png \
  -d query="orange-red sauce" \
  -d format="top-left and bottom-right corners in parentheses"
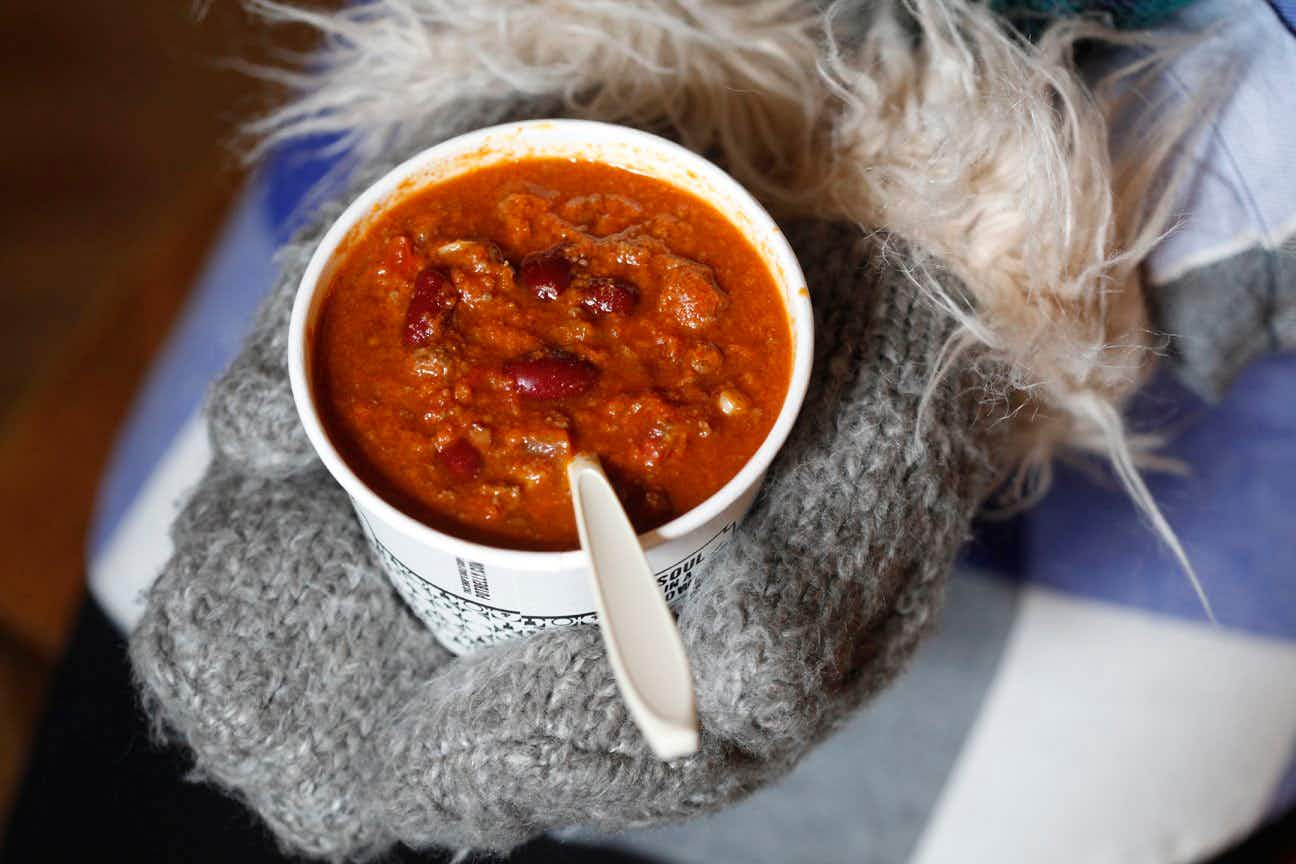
top-left (314, 158), bottom-right (791, 550)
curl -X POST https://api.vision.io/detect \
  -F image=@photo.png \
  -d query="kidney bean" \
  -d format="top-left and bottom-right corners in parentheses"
top-left (438, 437), bottom-right (482, 481)
top-left (504, 353), bottom-right (599, 400)
top-left (404, 267), bottom-right (458, 347)
top-left (581, 276), bottom-right (638, 316)
top-left (520, 247), bottom-right (571, 301)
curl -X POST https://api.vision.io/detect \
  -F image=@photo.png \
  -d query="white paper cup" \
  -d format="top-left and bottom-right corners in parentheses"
top-left (289, 119), bottom-right (813, 655)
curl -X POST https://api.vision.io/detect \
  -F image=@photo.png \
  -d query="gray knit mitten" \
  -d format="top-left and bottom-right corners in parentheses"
top-left (1150, 245), bottom-right (1296, 401)
top-left (131, 207), bottom-right (1000, 859)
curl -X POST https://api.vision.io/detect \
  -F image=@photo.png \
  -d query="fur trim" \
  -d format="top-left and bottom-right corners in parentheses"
top-left (241, 0), bottom-right (1210, 614)
top-left (241, 0), bottom-right (831, 204)
top-left (817, 2), bottom-right (1210, 613)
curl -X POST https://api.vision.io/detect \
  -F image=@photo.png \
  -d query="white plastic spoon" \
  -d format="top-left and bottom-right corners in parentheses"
top-left (566, 453), bottom-right (700, 761)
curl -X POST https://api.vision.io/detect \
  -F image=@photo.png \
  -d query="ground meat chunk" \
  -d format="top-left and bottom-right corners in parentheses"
top-left (658, 261), bottom-right (727, 330)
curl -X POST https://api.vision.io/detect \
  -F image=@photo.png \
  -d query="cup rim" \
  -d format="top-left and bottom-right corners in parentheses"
top-left (288, 119), bottom-right (813, 569)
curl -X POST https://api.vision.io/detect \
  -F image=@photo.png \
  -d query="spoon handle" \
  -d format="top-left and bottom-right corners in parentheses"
top-left (567, 453), bottom-right (700, 761)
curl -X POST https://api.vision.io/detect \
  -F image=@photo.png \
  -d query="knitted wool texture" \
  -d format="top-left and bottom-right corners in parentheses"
top-left (131, 192), bottom-right (1001, 858)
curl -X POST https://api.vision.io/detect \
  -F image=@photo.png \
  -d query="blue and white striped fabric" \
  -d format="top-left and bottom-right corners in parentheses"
top-left (87, 0), bottom-right (1296, 860)
top-left (1270, 0), bottom-right (1296, 29)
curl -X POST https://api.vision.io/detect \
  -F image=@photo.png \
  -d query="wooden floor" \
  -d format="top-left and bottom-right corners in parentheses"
top-left (0, 1), bottom-right (322, 832)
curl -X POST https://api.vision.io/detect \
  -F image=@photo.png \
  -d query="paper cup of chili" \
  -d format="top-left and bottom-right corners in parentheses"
top-left (289, 119), bottom-right (812, 655)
